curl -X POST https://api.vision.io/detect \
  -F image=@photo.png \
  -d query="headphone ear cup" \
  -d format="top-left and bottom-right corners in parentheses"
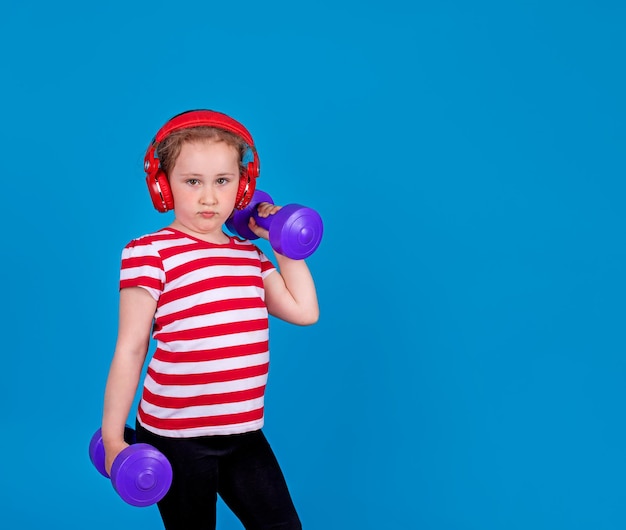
top-left (146, 170), bottom-right (174, 212)
top-left (158, 173), bottom-right (175, 211)
top-left (235, 173), bottom-right (250, 210)
top-left (247, 157), bottom-right (259, 180)
top-left (234, 169), bottom-right (256, 210)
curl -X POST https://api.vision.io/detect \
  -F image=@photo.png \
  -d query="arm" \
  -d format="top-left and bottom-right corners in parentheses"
top-left (101, 287), bottom-right (157, 474)
top-left (249, 203), bottom-right (319, 325)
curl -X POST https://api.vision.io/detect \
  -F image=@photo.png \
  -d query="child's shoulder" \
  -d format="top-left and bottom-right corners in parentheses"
top-left (229, 235), bottom-right (266, 255)
top-left (124, 227), bottom-right (180, 248)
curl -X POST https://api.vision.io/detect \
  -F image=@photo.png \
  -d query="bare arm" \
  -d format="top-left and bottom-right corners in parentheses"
top-left (249, 203), bottom-right (319, 325)
top-left (264, 252), bottom-right (319, 324)
top-left (101, 287), bottom-right (157, 473)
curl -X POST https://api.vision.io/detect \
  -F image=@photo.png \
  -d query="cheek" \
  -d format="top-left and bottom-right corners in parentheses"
top-left (225, 179), bottom-right (241, 197)
top-left (170, 183), bottom-right (194, 203)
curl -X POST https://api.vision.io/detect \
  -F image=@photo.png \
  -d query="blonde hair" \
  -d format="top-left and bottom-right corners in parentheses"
top-left (156, 127), bottom-right (248, 177)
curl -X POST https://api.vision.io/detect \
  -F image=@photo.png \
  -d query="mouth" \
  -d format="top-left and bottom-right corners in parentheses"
top-left (199, 211), bottom-right (217, 218)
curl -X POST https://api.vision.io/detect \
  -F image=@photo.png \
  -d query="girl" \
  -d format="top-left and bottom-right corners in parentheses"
top-left (100, 110), bottom-right (318, 529)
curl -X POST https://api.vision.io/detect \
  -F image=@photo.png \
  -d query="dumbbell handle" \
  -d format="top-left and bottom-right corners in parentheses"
top-left (226, 189), bottom-right (274, 241)
top-left (89, 425), bottom-right (136, 478)
top-left (249, 193), bottom-right (275, 232)
top-left (89, 426), bottom-right (173, 507)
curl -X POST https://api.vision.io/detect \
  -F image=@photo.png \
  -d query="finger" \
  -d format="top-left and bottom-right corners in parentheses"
top-left (256, 203), bottom-right (281, 217)
top-left (248, 217), bottom-right (269, 239)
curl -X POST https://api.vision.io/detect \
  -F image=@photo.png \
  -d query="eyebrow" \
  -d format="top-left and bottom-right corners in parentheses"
top-left (179, 171), bottom-right (238, 177)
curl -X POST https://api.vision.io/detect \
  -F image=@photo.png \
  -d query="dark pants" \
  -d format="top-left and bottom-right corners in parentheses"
top-left (136, 423), bottom-right (302, 530)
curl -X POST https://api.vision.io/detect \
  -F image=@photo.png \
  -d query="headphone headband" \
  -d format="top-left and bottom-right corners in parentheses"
top-left (144, 109), bottom-right (260, 212)
top-left (153, 109), bottom-right (255, 145)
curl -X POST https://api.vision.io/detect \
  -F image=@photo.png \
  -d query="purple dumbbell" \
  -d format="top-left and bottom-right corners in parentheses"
top-left (226, 189), bottom-right (323, 260)
top-left (89, 426), bottom-right (173, 507)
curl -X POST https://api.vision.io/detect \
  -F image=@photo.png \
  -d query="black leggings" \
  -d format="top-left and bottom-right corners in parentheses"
top-left (136, 423), bottom-right (302, 530)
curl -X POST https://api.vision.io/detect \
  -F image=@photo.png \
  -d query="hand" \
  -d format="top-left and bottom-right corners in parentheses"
top-left (248, 202), bottom-right (282, 240)
top-left (104, 439), bottom-right (130, 476)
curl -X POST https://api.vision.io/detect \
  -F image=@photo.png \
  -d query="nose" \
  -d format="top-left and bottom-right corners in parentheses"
top-left (200, 186), bottom-right (217, 206)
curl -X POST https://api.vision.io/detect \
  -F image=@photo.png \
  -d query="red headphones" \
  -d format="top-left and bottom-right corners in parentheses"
top-left (144, 109), bottom-right (260, 212)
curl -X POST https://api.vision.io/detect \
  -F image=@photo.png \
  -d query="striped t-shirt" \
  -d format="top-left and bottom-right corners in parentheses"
top-left (119, 227), bottom-right (276, 438)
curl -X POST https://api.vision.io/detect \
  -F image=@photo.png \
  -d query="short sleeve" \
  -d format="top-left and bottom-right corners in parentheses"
top-left (256, 246), bottom-right (276, 280)
top-left (119, 237), bottom-right (165, 301)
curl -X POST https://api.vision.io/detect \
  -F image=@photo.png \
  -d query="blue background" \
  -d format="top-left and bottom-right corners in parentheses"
top-left (1, 1), bottom-right (625, 528)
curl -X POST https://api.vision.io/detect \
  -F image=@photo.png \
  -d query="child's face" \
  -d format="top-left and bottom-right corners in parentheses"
top-left (168, 140), bottom-right (241, 239)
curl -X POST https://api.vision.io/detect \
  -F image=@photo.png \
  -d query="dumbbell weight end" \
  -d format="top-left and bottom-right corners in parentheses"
top-left (111, 443), bottom-right (173, 507)
top-left (89, 427), bottom-right (172, 507)
top-left (268, 204), bottom-right (323, 260)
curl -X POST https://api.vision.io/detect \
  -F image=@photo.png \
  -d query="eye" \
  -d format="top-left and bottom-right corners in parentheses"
top-left (216, 177), bottom-right (230, 185)
top-left (186, 178), bottom-right (200, 186)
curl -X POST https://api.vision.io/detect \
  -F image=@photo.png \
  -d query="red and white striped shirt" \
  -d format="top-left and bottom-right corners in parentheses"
top-left (119, 227), bottom-right (276, 438)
